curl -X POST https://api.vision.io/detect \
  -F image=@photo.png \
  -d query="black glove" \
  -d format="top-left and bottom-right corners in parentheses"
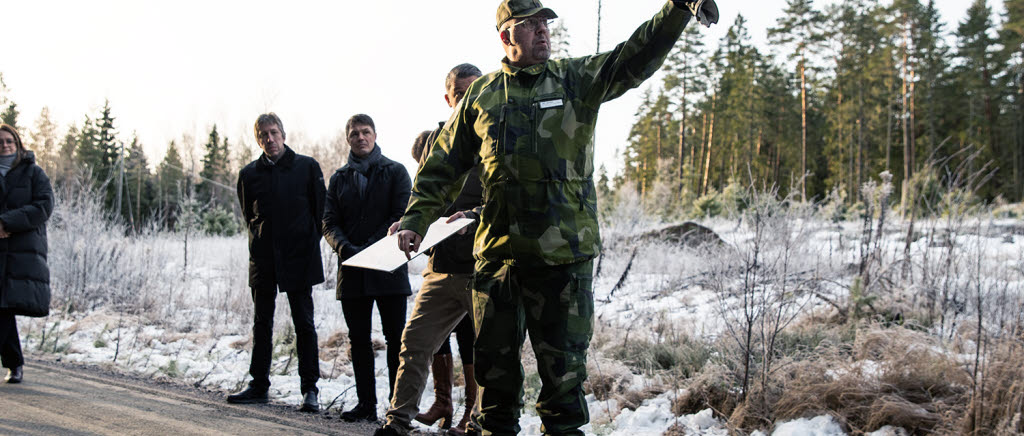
top-left (340, 243), bottom-right (364, 259)
top-left (673, 0), bottom-right (719, 27)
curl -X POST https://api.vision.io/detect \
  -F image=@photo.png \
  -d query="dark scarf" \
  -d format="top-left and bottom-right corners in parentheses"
top-left (347, 144), bottom-right (382, 175)
top-left (347, 144), bottom-right (382, 197)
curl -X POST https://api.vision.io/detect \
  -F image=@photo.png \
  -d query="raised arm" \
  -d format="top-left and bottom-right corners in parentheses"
top-left (580, 1), bottom-right (695, 105)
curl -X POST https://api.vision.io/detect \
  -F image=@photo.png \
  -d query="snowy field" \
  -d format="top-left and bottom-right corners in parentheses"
top-left (15, 190), bottom-right (1024, 435)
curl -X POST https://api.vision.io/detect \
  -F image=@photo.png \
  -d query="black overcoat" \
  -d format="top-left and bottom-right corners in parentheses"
top-left (0, 152), bottom-right (53, 317)
top-left (237, 147), bottom-right (326, 292)
top-left (323, 151), bottom-right (412, 299)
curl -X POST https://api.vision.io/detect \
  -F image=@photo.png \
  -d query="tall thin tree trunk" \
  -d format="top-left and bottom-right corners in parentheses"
top-left (697, 112), bottom-right (707, 193)
top-left (136, 163), bottom-right (142, 231)
top-left (679, 69), bottom-right (687, 194)
top-left (702, 94), bottom-right (717, 195)
top-left (800, 57), bottom-right (808, 201)
top-left (1017, 67), bottom-right (1024, 199)
top-left (900, 14), bottom-right (912, 216)
top-left (657, 122), bottom-right (662, 160)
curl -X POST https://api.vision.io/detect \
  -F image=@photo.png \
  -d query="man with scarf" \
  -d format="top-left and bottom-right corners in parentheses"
top-left (323, 114), bottom-right (413, 423)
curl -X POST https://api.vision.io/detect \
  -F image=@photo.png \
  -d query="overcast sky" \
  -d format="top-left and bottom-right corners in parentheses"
top-left (0, 0), bottom-right (1005, 178)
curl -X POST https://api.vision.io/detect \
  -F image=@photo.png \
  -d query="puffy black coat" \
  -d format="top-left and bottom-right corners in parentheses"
top-left (323, 148), bottom-right (412, 299)
top-left (420, 124), bottom-right (483, 274)
top-left (0, 152), bottom-right (53, 317)
top-left (237, 147), bottom-right (326, 292)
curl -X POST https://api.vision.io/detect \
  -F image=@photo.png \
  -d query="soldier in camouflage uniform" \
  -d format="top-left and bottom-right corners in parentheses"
top-left (395, 0), bottom-right (718, 434)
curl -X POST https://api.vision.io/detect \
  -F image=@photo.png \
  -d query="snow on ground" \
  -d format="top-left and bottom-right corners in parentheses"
top-left (20, 212), bottom-right (1024, 435)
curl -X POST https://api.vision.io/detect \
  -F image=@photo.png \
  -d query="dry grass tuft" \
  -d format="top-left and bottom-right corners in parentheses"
top-left (772, 326), bottom-right (968, 435)
top-left (961, 341), bottom-right (1024, 435)
top-left (318, 330), bottom-right (350, 362)
top-left (585, 356), bottom-right (633, 401)
top-left (663, 422), bottom-right (691, 435)
top-left (229, 336), bottom-right (251, 350)
top-left (672, 363), bottom-right (737, 419)
top-left (619, 386), bottom-right (665, 411)
top-left (321, 330), bottom-right (348, 348)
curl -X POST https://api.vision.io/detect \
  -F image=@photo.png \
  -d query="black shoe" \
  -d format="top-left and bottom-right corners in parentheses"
top-left (226, 386), bottom-right (268, 404)
top-left (340, 402), bottom-right (377, 422)
top-left (299, 390), bottom-right (319, 412)
top-left (4, 366), bottom-right (22, 384)
top-left (372, 425), bottom-right (401, 436)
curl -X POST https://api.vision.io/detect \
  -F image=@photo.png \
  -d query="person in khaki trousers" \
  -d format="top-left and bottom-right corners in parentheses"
top-left (378, 63), bottom-right (483, 436)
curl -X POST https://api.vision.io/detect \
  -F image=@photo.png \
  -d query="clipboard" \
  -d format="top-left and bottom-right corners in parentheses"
top-left (341, 217), bottom-right (475, 272)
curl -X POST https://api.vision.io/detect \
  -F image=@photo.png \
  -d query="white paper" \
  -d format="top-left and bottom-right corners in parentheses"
top-left (341, 217), bottom-right (475, 272)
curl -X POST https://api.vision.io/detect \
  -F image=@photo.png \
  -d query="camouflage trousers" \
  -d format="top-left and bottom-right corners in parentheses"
top-left (472, 259), bottom-right (594, 436)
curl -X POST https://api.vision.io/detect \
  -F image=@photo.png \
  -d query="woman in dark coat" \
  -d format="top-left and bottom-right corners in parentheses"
top-left (0, 123), bottom-right (54, 384)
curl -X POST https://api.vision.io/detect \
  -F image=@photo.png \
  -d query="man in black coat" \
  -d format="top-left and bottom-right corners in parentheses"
top-left (323, 114), bottom-right (412, 423)
top-left (231, 112), bottom-right (325, 413)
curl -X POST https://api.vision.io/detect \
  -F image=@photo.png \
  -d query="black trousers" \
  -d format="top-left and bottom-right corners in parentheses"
top-left (435, 313), bottom-right (474, 365)
top-left (249, 286), bottom-right (319, 394)
top-left (0, 312), bottom-right (22, 369)
top-left (341, 295), bottom-right (407, 406)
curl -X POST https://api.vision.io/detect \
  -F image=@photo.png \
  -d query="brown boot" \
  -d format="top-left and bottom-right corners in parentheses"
top-left (415, 353), bottom-right (454, 429)
top-left (450, 363), bottom-right (477, 435)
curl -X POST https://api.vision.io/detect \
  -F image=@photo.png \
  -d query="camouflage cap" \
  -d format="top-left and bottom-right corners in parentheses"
top-left (496, 0), bottom-right (558, 31)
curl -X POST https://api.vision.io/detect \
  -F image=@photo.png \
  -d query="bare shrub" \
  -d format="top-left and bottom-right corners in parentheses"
top-left (705, 185), bottom-right (817, 407)
top-left (49, 181), bottom-right (168, 313)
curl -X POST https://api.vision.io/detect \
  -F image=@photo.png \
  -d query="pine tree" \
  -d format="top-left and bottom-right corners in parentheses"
top-left (769, 0), bottom-right (826, 201)
top-left (1, 102), bottom-right (18, 128)
top-left (74, 101), bottom-right (123, 212)
top-left (28, 107), bottom-right (60, 175)
top-left (157, 140), bottom-right (185, 229)
top-left (953, 0), bottom-right (1004, 198)
top-left (1001, 0), bottom-right (1024, 198)
top-left (0, 74), bottom-right (16, 127)
top-left (123, 134), bottom-right (156, 229)
top-left (662, 25), bottom-right (708, 194)
top-left (199, 125), bottom-right (232, 208)
top-left (57, 125), bottom-right (81, 184)
top-left (915, 0), bottom-right (952, 164)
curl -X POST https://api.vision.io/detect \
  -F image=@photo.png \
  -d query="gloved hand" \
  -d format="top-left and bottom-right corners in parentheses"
top-left (673, 0), bottom-right (719, 27)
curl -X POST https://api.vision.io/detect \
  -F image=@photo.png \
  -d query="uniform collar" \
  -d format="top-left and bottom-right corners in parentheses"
top-left (501, 58), bottom-right (546, 76)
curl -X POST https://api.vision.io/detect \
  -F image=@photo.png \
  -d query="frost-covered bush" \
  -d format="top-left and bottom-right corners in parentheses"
top-left (817, 187), bottom-right (848, 223)
top-left (48, 183), bottom-right (169, 313)
top-left (718, 177), bottom-right (748, 218)
top-left (692, 188), bottom-right (722, 218)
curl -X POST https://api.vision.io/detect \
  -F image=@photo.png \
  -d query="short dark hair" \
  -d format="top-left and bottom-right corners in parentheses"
top-left (346, 114), bottom-right (376, 136)
top-left (412, 130), bottom-right (433, 162)
top-left (254, 113), bottom-right (285, 140)
top-left (445, 63), bottom-right (483, 92)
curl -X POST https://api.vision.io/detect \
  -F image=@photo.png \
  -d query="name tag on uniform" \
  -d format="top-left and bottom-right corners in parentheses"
top-left (539, 99), bottom-right (564, 109)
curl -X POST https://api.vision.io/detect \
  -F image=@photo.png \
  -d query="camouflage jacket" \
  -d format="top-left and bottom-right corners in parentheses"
top-left (401, 1), bottom-right (692, 266)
